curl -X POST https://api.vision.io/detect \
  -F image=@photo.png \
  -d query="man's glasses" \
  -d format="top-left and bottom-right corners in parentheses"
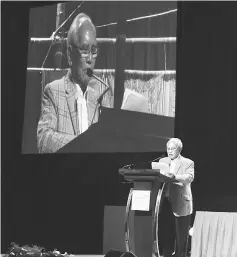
top-left (167, 147), bottom-right (177, 151)
top-left (73, 46), bottom-right (99, 59)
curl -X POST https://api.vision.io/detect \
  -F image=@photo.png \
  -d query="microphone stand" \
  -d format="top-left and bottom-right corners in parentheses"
top-left (86, 68), bottom-right (110, 122)
top-left (51, 2), bottom-right (84, 40)
top-left (97, 87), bottom-right (110, 121)
top-left (41, 2), bottom-right (84, 69)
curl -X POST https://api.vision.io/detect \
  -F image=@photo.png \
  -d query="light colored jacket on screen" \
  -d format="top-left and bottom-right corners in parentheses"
top-left (37, 70), bottom-right (101, 154)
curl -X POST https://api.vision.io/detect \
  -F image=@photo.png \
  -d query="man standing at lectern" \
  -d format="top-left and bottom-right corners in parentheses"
top-left (37, 13), bottom-right (103, 153)
top-left (158, 138), bottom-right (194, 257)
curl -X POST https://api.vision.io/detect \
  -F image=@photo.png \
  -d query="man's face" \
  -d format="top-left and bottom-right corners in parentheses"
top-left (70, 22), bottom-right (97, 89)
top-left (167, 142), bottom-right (180, 160)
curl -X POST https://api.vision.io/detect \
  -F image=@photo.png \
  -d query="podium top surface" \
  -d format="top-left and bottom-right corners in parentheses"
top-left (58, 107), bottom-right (174, 153)
top-left (119, 168), bottom-right (160, 176)
top-left (119, 168), bottom-right (171, 182)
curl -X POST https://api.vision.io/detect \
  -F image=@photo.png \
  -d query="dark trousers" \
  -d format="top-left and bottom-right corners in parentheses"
top-left (158, 197), bottom-right (190, 257)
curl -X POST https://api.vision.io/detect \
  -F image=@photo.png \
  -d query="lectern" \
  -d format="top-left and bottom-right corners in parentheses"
top-left (57, 107), bottom-right (174, 153)
top-left (119, 168), bottom-right (171, 257)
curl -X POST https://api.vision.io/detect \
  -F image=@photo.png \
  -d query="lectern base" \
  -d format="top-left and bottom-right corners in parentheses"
top-left (105, 250), bottom-right (136, 257)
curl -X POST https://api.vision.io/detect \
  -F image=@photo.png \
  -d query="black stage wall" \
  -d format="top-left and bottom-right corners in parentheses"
top-left (2, 1), bottom-right (237, 254)
top-left (175, 2), bottom-right (237, 199)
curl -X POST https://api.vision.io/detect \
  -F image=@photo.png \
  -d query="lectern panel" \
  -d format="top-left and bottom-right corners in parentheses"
top-left (120, 168), bottom-right (169, 257)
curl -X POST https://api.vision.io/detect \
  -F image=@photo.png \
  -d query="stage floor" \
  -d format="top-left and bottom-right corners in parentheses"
top-left (0, 254), bottom-right (176, 257)
top-left (73, 254), bottom-right (105, 257)
top-left (72, 255), bottom-right (188, 257)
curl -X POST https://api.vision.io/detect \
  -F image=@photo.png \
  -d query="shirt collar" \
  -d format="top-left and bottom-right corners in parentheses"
top-left (171, 154), bottom-right (181, 163)
top-left (75, 83), bottom-right (88, 99)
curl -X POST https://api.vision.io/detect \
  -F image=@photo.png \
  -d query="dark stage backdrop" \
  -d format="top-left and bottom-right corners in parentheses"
top-left (175, 2), bottom-right (237, 200)
top-left (2, 1), bottom-right (237, 255)
top-left (3, 1), bottom-right (176, 253)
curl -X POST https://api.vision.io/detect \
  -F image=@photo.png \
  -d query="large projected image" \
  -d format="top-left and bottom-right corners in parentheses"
top-left (22, 1), bottom-right (177, 154)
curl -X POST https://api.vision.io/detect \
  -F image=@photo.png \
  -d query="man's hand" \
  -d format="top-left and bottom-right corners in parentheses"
top-left (166, 172), bottom-right (175, 180)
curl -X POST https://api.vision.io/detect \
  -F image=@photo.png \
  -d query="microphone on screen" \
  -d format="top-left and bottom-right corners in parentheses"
top-left (86, 68), bottom-right (110, 104)
top-left (86, 68), bottom-right (93, 78)
top-left (86, 68), bottom-right (109, 89)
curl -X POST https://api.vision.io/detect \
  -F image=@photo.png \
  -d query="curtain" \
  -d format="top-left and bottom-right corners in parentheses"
top-left (191, 211), bottom-right (237, 257)
top-left (42, 69), bottom-right (176, 117)
top-left (175, 2), bottom-right (237, 194)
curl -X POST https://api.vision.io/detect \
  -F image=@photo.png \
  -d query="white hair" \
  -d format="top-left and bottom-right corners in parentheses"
top-left (167, 138), bottom-right (183, 151)
top-left (67, 13), bottom-right (96, 48)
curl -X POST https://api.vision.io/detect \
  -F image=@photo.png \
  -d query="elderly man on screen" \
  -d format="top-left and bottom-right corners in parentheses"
top-left (153, 138), bottom-right (194, 257)
top-left (37, 12), bottom-right (149, 154)
top-left (37, 13), bottom-right (103, 153)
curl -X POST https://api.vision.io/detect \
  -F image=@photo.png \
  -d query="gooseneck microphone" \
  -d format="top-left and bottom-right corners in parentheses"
top-left (86, 68), bottom-right (110, 104)
top-left (87, 68), bottom-right (109, 89)
top-left (86, 68), bottom-right (93, 78)
top-left (86, 68), bottom-right (111, 127)
top-left (151, 154), bottom-right (166, 162)
top-left (121, 154), bottom-right (166, 169)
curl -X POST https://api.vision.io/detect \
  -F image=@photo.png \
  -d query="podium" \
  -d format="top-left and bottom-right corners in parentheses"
top-left (57, 107), bottom-right (174, 153)
top-left (119, 168), bottom-right (171, 257)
